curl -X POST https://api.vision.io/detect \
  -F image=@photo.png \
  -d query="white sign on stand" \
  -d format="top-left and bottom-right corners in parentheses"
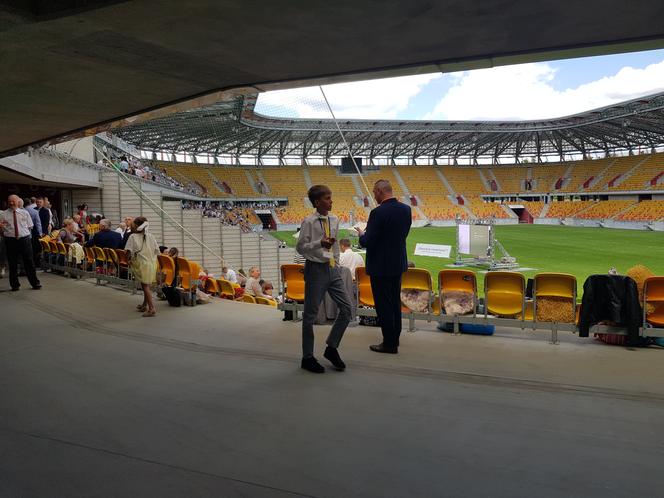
top-left (414, 243), bottom-right (451, 258)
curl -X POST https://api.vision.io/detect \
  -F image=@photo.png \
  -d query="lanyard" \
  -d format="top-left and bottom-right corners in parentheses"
top-left (318, 216), bottom-right (331, 237)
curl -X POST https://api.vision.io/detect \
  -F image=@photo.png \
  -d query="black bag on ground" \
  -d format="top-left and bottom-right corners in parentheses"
top-left (163, 285), bottom-right (182, 307)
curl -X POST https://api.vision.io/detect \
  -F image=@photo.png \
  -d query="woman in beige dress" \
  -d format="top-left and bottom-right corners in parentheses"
top-left (125, 216), bottom-right (159, 317)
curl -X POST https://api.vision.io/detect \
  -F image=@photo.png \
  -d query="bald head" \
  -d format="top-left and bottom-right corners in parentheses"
top-left (372, 180), bottom-right (394, 204)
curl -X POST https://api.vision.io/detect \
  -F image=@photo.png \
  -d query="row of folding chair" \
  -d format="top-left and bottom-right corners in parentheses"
top-left (156, 254), bottom-right (202, 291)
top-left (280, 264), bottom-right (664, 330)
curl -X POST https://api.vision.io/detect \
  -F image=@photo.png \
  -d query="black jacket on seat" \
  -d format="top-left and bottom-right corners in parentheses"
top-left (578, 274), bottom-right (641, 342)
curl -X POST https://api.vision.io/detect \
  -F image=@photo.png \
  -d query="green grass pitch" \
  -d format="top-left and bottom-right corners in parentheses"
top-left (272, 224), bottom-right (664, 294)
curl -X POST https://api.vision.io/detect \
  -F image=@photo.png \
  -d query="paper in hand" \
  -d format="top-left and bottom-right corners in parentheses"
top-left (353, 222), bottom-right (367, 232)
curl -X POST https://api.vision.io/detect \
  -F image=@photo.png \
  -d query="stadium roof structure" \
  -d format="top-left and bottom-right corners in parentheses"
top-left (114, 91), bottom-right (664, 163)
top-left (2, 0), bottom-right (664, 157)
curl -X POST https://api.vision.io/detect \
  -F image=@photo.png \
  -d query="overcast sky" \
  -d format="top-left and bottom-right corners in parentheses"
top-left (255, 49), bottom-right (664, 121)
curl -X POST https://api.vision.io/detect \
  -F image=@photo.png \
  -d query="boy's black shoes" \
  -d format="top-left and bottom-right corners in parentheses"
top-left (324, 346), bottom-right (346, 371)
top-left (301, 357), bottom-right (325, 373)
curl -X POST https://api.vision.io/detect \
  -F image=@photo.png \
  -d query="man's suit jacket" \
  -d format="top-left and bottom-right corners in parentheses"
top-left (38, 207), bottom-right (50, 234)
top-left (120, 230), bottom-right (132, 249)
top-left (359, 198), bottom-right (411, 277)
top-left (86, 230), bottom-right (122, 249)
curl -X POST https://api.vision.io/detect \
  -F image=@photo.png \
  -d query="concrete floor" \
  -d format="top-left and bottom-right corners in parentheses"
top-left (1, 273), bottom-right (664, 497)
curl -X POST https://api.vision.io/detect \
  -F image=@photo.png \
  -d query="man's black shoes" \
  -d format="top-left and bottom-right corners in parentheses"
top-left (324, 346), bottom-right (346, 371)
top-left (301, 357), bottom-right (325, 373)
top-left (369, 343), bottom-right (398, 354)
top-left (32, 285), bottom-right (42, 290)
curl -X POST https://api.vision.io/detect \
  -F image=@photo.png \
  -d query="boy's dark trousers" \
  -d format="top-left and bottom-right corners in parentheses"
top-left (301, 261), bottom-right (352, 358)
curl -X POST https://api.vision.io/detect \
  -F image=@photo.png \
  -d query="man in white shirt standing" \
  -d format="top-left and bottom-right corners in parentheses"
top-left (338, 238), bottom-right (364, 280)
top-left (0, 195), bottom-right (41, 291)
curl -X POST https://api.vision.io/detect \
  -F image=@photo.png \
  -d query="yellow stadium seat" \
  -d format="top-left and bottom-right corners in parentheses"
top-left (438, 269), bottom-right (477, 315)
top-left (644, 276), bottom-right (664, 327)
top-left (217, 278), bottom-right (236, 299)
top-left (255, 296), bottom-right (278, 307)
top-left (157, 254), bottom-right (176, 286)
top-left (105, 248), bottom-right (119, 276)
top-left (115, 249), bottom-right (130, 278)
top-left (83, 246), bottom-right (95, 271)
top-left (241, 294), bottom-right (257, 304)
top-left (281, 264), bottom-right (305, 302)
top-left (176, 257), bottom-right (193, 290)
top-left (401, 268), bottom-right (433, 314)
top-left (355, 266), bottom-right (375, 307)
top-left (204, 277), bottom-right (220, 295)
top-left (484, 271), bottom-right (525, 318)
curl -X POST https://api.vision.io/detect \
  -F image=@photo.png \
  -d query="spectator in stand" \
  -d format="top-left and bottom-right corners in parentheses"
top-left (0, 195), bottom-right (41, 291)
top-left (77, 204), bottom-right (89, 229)
top-left (72, 214), bottom-right (83, 232)
top-left (45, 198), bottom-right (59, 230)
top-left (159, 245), bottom-right (168, 254)
top-left (261, 281), bottom-right (276, 301)
top-left (125, 216), bottom-right (159, 317)
top-left (221, 265), bottom-right (237, 284)
top-left (36, 197), bottom-right (51, 235)
top-left (244, 267), bottom-right (265, 296)
top-left (115, 222), bottom-right (127, 236)
top-left (120, 156), bottom-right (129, 173)
top-left (120, 216), bottom-right (134, 248)
top-left (22, 197), bottom-right (43, 267)
top-left (339, 238), bottom-right (364, 280)
top-left (85, 219), bottom-right (121, 249)
top-left (58, 219), bottom-right (80, 244)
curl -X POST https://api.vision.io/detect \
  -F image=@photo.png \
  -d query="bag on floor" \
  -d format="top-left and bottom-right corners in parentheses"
top-left (163, 285), bottom-right (182, 307)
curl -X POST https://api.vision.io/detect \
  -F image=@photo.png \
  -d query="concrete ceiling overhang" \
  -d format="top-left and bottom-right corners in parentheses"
top-left (2, 0), bottom-right (664, 157)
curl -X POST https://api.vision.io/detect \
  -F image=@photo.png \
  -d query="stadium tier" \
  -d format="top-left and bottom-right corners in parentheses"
top-left (543, 200), bottom-right (597, 218)
top-left (574, 200), bottom-right (636, 219)
top-left (522, 201), bottom-right (545, 218)
top-left (615, 200), bottom-right (664, 221)
top-left (149, 155), bottom-right (664, 224)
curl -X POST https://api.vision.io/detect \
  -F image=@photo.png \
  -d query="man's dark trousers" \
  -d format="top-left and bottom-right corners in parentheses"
top-left (370, 274), bottom-right (403, 348)
top-left (5, 236), bottom-right (40, 289)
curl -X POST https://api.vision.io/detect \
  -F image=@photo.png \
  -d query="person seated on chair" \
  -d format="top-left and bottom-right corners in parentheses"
top-left (237, 268), bottom-right (247, 288)
top-left (339, 238), bottom-right (364, 280)
top-left (85, 219), bottom-right (121, 249)
top-left (58, 219), bottom-right (80, 244)
top-left (244, 267), bottom-right (266, 297)
top-left (261, 280), bottom-right (276, 301)
top-left (221, 265), bottom-right (238, 284)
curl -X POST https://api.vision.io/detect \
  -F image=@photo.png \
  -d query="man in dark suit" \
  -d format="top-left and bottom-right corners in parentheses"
top-left (85, 219), bottom-right (122, 249)
top-left (35, 197), bottom-right (51, 235)
top-left (356, 180), bottom-right (411, 354)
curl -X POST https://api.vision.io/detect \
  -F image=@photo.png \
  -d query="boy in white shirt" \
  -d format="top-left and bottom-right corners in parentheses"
top-left (295, 185), bottom-right (352, 373)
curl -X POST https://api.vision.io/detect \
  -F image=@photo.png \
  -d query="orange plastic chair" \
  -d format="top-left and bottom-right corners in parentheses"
top-left (484, 271), bottom-right (526, 318)
top-left (400, 268), bottom-right (433, 314)
top-left (355, 266), bottom-right (375, 307)
top-left (105, 248), bottom-right (119, 275)
top-left (644, 276), bottom-right (664, 327)
top-left (218, 278), bottom-right (236, 299)
top-left (438, 269), bottom-right (477, 316)
top-left (533, 273), bottom-right (577, 323)
top-left (115, 249), bottom-right (130, 277)
top-left (156, 254), bottom-right (176, 286)
top-left (255, 296), bottom-right (277, 307)
top-left (204, 278), bottom-right (220, 295)
top-left (83, 246), bottom-right (95, 271)
top-left (242, 294), bottom-right (257, 304)
top-left (176, 257), bottom-right (192, 289)
top-left (281, 264), bottom-right (305, 302)
top-left (188, 261), bottom-right (202, 289)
